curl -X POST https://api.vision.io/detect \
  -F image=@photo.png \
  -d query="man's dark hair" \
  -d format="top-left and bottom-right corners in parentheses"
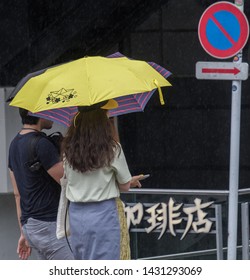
top-left (19, 108), bottom-right (40, 125)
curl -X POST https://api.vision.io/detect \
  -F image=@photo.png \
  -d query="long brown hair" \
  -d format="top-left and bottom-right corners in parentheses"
top-left (61, 108), bottom-right (119, 172)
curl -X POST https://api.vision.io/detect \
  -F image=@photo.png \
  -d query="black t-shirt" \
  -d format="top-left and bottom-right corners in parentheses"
top-left (8, 132), bottom-right (61, 225)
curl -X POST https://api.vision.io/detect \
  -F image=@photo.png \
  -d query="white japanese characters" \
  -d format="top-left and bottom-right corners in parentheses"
top-left (124, 198), bottom-right (214, 240)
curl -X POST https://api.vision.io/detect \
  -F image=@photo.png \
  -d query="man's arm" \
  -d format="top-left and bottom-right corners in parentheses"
top-left (47, 161), bottom-right (64, 184)
top-left (9, 170), bottom-right (31, 260)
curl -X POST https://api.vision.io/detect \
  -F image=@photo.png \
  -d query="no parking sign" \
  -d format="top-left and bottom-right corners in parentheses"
top-left (197, 1), bottom-right (249, 260)
top-left (198, 1), bottom-right (249, 59)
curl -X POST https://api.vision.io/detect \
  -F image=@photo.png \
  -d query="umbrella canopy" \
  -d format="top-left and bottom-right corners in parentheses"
top-left (9, 55), bottom-right (171, 113)
top-left (29, 107), bottom-right (78, 127)
top-left (108, 52), bottom-right (171, 117)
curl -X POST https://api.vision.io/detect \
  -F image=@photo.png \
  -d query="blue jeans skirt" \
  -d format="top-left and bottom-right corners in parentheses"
top-left (69, 198), bottom-right (130, 260)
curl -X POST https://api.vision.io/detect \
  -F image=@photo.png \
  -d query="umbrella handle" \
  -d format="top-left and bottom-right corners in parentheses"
top-left (74, 112), bottom-right (80, 127)
top-left (154, 79), bottom-right (165, 105)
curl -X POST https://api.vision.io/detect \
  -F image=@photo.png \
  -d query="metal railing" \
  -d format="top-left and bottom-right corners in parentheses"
top-left (123, 187), bottom-right (250, 260)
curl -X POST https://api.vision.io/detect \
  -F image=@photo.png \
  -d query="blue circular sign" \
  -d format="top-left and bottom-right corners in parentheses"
top-left (198, 2), bottom-right (249, 59)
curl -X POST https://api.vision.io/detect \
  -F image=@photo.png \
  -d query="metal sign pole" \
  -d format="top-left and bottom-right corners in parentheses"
top-left (227, 0), bottom-right (244, 261)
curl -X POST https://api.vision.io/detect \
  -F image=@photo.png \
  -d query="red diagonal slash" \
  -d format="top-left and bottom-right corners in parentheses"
top-left (202, 67), bottom-right (240, 75)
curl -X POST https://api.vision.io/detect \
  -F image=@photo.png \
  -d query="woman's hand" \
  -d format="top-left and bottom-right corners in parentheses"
top-left (118, 174), bottom-right (145, 192)
top-left (130, 175), bottom-right (144, 188)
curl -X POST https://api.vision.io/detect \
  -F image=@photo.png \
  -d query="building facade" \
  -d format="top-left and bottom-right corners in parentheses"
top-left (0, 0), bottom-right (250, 259)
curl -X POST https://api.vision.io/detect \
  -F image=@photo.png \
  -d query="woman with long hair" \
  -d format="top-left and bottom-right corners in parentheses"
top-left (61, 99), bottom-right (142, 260)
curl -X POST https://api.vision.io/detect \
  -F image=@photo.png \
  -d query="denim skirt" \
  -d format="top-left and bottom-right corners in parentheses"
top-left (69, 198), bottom-right (130, 260)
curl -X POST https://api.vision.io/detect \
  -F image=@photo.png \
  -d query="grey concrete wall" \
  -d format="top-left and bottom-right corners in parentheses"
top-left (0, 193), bottom-right (37, 259)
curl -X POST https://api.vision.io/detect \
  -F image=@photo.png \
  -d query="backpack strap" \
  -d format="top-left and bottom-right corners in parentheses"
top-left (26, 132), bottom-right (45, 172)
top-left (25, 131), bottom-right (62, 172)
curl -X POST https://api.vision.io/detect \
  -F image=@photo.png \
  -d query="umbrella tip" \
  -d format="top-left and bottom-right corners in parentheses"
top-left (6, 97), bottom-right (13, 103)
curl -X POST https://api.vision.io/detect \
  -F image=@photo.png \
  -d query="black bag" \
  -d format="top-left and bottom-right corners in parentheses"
top-left (47, 131), bottom-right (64, 154)
top-left (25, 131), bottom-right (63, 172)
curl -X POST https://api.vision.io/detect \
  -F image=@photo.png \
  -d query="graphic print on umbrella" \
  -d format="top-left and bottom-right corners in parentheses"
top-left (46, 88), bottom-right (78, 105)
top-left (9, 54), bottom-right (171, 113)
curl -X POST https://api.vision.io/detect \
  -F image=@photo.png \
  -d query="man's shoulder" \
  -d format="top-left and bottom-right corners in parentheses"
top-left (9, 132), bottom-right (34, 149)
top-left (35, 133), bottom-right (56, 149)
top-left (26, 132), bottom-right (50, 148)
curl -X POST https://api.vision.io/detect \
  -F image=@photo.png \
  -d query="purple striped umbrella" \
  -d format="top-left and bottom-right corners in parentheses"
top-left (29, 107), bottom-right (78, 127)
top-left (108, 52), bottom-right (171, 117)
top-left (29, 52), bottom-right (171, 126)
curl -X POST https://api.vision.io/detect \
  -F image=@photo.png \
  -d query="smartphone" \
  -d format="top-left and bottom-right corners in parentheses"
top-left (139, 174), bottom-right (150, 180)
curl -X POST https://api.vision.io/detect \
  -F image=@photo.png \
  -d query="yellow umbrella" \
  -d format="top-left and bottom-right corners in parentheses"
top-left (10, 55), bottom-right (171, 113)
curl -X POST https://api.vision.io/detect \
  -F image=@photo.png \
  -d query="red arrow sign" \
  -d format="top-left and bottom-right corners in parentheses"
top-left (202, 67), bottom-right (240, 75)
top-left (196, 62), bottom-right (248, 80)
